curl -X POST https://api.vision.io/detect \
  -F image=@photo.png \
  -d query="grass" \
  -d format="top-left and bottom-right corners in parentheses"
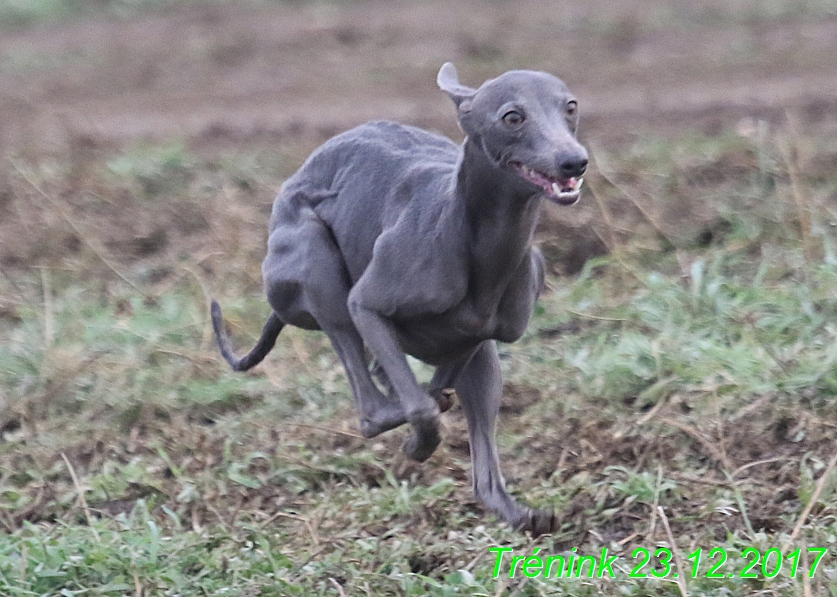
top-left (2, 115), bottom-right (837, 595)
top-left (0, 0), bottom-right (176, 28)
top-left (0, 0), bottom-right (387, 31)
top-left (4, 0), bottom-right (837, 33)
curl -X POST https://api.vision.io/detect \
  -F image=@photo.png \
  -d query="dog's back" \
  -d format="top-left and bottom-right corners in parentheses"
top-left (272, 121), bottom-right (461, 283)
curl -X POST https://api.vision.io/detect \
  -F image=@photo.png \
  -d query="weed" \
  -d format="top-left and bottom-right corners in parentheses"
top-left (2, 72), bottom-right (837, 597)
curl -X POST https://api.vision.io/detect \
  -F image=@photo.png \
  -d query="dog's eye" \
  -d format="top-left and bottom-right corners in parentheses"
top-left (502, 111), bottom-right (525, 126)
top-left (565, 101), bottom-right (578, 117)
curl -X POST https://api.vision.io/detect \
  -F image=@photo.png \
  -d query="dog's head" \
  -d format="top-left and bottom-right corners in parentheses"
top-left (438, 62), bottom-right (587, 206)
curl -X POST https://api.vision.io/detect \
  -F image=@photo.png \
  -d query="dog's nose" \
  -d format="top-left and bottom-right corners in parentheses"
top-left (558, 157), bottom-right (588, 179)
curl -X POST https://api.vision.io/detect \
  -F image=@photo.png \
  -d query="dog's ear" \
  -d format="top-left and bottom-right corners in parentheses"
top-left (437, 62), bottom-right (476, 113)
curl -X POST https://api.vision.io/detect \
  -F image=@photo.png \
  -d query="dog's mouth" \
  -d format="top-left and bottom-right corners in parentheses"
top-left (510, 162), bottom-right (583, 206)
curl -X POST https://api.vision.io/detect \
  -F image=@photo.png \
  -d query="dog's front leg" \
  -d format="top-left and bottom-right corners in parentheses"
top-left (347, 301), bottom-right (441, 462)
top-left (456, 340), bottom-right (557, 536)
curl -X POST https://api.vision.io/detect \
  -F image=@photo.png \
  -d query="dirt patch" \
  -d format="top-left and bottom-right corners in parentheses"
top-left (3, 0), bottom-right (835, 277)
top-left (2, 0), bottom-right (837, 157)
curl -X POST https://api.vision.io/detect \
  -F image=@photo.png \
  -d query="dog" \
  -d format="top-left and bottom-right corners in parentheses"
top-left (211, 62), bottom-right (588, 534)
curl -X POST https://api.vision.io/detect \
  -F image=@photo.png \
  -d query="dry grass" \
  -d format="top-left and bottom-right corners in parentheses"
top-left (1, 116), bottom-right (837, 595)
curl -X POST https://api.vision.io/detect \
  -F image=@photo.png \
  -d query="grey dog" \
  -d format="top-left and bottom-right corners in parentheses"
top-left (211, 62), bottom-right (588, 535)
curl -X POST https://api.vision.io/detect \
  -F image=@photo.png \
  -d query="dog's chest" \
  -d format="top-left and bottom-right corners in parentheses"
top-left (446, 253), bottom-right (539, 344)
top-left (450, 297), bottom-right (530, 343)
top-left (396, 293), bottom-right (531, 364)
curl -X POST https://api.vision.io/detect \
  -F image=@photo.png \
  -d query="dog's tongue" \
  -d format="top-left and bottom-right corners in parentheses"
top-left (515, 163), bottom-right (583, 204)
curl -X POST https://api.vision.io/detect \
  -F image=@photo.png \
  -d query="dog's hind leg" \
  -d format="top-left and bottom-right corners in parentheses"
top-left (454, 340), bottom-right (557, 536)
top-left (424, 365), bottom-right (457, 414)
top-left (348, 299), bottom-right (443, 461)
top-left (327, 327), bottom-right (417, 438)
top-left (371, 360), bottom-right (455, 416)
top-left (265, 214), bottom-right (413, 438)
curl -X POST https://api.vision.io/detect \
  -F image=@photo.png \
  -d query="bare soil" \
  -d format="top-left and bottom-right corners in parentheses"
top-left (3, 0), bottom-right (836, 279)
top-left (1, 0), bottom-right (837, 156)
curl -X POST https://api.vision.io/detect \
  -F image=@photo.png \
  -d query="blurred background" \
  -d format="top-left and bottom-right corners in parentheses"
top-left (2, 0), bottom-right (837, 149)
top-left (2, 1), bottom-right (837, 595)
top-left (2, 0), bottom-right (837, 278)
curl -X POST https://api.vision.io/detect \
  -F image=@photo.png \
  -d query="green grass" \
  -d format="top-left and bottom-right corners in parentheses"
top-left (2, 123), bottom-right (837, 595)
top-left (4, 0), bottom-right (837, 32)
top-left (0, 0), bottom-right (175, 28)
top-left (0, 0), bottom-right (381, 30)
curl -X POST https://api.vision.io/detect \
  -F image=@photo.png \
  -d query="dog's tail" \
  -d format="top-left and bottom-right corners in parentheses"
top-left (210, 300), bottom-right (284, 371)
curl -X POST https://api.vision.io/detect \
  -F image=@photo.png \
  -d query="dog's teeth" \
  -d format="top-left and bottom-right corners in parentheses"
top-left (577, 178), bottom-right (584, 190)
top-left (551, 182), bottom-right (561, 195)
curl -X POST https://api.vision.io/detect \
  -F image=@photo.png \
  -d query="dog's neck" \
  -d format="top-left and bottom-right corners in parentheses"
top-left (455, 137), bottom-right (542, 301)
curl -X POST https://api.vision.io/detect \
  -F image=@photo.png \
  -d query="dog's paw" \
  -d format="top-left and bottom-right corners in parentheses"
top-left (402, 414), bottom-right (441, 462)
top-left (360, 403), bottom-right (408, 438)
top-left (402, 432), bottom-right (441, 462)
top-left (360, 419), bottom-right (385, 439)
top-left (429, 387), bottom-right (456, 413)
top-left (515, 508), bottom-right (558, 538)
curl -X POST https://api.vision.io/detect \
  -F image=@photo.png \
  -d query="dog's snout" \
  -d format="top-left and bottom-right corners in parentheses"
top-left (558, 157), bottom-right (588, 179)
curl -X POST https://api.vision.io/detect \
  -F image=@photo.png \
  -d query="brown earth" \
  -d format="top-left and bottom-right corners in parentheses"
top-left (2, 0), bottom-right (836, 279)
top-left (1, 0), bottom-right (837, 156)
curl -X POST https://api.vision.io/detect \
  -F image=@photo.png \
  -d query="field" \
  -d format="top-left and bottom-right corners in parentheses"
top-left (2, 1), bottom-right (837, 595)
